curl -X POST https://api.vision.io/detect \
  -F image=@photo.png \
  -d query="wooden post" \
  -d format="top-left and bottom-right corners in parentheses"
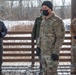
top-left (71, 0), bottom-right (76, 20)
top-left (31, 38), bottom-right (35, 67)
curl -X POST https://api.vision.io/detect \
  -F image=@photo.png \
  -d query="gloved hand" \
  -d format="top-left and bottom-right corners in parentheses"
top-left (73, 36), bottom-right (76, 39)
top-left (36, 47), bottom-right (41, 56)
top-left (0, 32), bottom-right (2, 37)
top-left (32, 36), bottom-right (36, 40)
top-left (51, 53), bottom-right (59, 61)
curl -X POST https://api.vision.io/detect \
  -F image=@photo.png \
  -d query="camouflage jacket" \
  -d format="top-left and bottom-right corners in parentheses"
top-left (70, 18), bottom-right (76, 44)
top-left (38, 14), bottom-right (65, 55)
top-left (32, 16), bottom-right (42, 39)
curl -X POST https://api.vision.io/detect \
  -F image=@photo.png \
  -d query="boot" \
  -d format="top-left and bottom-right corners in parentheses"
top-left (39, 71), bottom-right (43, 75)
top-left (71, 66), bottom-right (76, 74)
top-left (47, 71), bottom-right (51, 75)
top-left (47, 70), bottom-right (57, 75)
top-left (39, 71), bottom-right (47, 75)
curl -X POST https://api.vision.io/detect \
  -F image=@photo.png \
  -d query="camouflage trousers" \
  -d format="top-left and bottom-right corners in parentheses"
top-left (0, 46), bottom-right (3, 72)
top-left (40, 54), bottom-right (58, 75)
top-left (71, 44), bottom-right (76, 66)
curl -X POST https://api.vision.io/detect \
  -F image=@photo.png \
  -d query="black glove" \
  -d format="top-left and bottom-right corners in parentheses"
top-left (73, 36), bottom-right (76, 39)
top-left (51, 53), bottom-right (59, 61)
top-left (36, 47), bottom-right (41, 56)
top-left (32, 36), bottom-right (36, 40)
top-left (0, 32), bottom-right (2, 37)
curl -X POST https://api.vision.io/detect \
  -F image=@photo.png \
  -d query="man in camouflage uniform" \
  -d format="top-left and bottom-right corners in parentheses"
top-left (70, 18), bottom-right (76, 73)
top-left (0, 21), bottom-right (7, 74)
top-left (37, 1), bottom-right (65, 75)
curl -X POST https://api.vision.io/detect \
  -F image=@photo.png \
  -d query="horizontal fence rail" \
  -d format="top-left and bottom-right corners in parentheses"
top-left (3, 31), bottom-right (71, 63)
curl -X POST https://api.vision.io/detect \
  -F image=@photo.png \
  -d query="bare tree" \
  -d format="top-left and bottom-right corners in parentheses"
top-left (0, 0), bottom-right (7, 19)
top-left (18, 0), bottom-right (23, 20)
top-left (0, 0), bottom-right (71, 20)
top-left (60, 0), bottom-right (65, 19)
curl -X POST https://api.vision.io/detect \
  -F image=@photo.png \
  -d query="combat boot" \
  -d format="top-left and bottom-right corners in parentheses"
top-left (39, 71), bottom-right (43, 75)
top-left (71, 66), bottom-right (76, 74)
top-left (47, 71), bottom-right (51, 75)
top-left (39, 71), bottom-right (47, 75)
top-left (47, 72), bottom-right (57, 75)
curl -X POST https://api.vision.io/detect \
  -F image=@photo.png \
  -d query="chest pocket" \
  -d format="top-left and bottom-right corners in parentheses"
top-left (45, 19), bottom-right (57, 37)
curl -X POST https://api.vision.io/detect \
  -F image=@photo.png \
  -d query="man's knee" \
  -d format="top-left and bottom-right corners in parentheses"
top-left (47, 67), bottom-right (57, 75)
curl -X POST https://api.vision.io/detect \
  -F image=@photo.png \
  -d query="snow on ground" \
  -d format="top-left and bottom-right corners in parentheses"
top-left (3, 20), bottom-right (34, 31)
top-left (3, 19), bottom-right (71, 31)
top-left (63, 19), bottom-right (71, 31)
top-left (63, 19), bottom-right (71, 25)
top-left (3, 20), bottom-right (34, 26)
top-left (3, 19), bottom-right (71, 26)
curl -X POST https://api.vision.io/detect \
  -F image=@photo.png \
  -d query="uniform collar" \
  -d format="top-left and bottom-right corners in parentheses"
top-left (44, 12), bottom-right (55, 20)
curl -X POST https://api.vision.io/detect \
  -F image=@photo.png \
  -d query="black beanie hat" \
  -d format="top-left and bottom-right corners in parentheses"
top-left (42, 1), bottom-right (53, 10)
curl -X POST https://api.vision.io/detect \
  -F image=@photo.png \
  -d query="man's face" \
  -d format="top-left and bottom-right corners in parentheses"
top-left (42, 5), bottom-right (52, 13)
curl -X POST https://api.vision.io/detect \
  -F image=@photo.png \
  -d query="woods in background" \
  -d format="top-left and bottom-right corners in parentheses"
top-left (0, 0), bottom-right (71, 20)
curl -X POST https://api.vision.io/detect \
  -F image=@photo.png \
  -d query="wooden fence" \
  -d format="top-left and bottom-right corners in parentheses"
top-left (3, 31), bottom-right (71, 65)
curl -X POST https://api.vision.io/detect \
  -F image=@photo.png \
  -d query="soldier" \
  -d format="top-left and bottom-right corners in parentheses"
top-left (37, 1), bottom-right (65, 75)
top-left (0, 21), bottom-right (7, 75)
top-left (32, 9), bottom-right (43, 70)
top-left (70, 18), bottom-right (76, 73)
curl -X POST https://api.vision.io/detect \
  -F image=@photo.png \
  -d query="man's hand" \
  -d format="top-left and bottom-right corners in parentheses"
top-left (32, 36), bottom-right (36, 40)
top-left (36, 47), bottom-right (41, 56)
top-left (51, 53), bottom-right (59, 61)
top-left (73, 36), bottom-right (76, 39)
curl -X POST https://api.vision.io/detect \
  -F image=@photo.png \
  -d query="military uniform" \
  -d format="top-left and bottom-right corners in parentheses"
top-left (0, 21), bottom-right (7, 73)
top-left (38, 13), bottom-right (65, 75)
top-left (70, 18), bottom-right (76, 69)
